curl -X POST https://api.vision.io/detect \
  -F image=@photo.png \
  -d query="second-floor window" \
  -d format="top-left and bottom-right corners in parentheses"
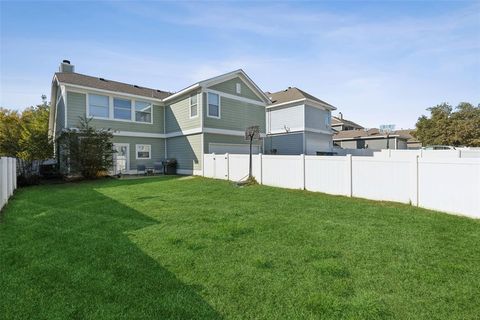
top-left (114, 98), bottom-right (132, 120)
top-left (324, 114), bottom-right (331, 127)
top-left (207, 92), bottom-right (220, 118)
top-left (89, 94), bottom-right (109, 118)
top-left (190, 94), bottom-right (198, 118)
top-left (135, 101), bottom-right (152, 123)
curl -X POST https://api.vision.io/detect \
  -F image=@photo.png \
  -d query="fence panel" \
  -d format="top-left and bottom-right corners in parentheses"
top-left (203, 154), bottom-right (215, 178)
top-left (0, 157), bottom-right (17, 210)
top-left (418, 158), bottom-right (480, 218)
top-left (352, 157), bottom-right (414, 203)
top-left (228, 154), bottom-right (261, 182)
top-left (213, 154), bottom-right (228, 180)
top-left (262, 155), bottom-right (304, 189)
top-left (305, 156), bottom-right (350, 196)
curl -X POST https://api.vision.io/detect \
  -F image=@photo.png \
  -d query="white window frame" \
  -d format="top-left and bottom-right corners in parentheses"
top-left (135, 144), bottom-right (151, 160)
top-left (113, 97), bottom-right (132, 121)
top-left (207, 92), bottom-right (221, 119)
top-left (134, 100), bottom-right (153, 124)
top-left (87, 93), bottom-right (110, 120)
top-left (189, 94), bottom-right (198, 119)
top-left (324, 114), bottom-right (331, 127)
top-left (85, 91), bottom-right (154, 124)
top-left (236, 83), bottom-right (241, 94)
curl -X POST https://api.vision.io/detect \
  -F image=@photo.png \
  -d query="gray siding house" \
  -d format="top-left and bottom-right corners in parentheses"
top-left (264, 87), bottom-right (336, 155)
top-left (49, 61), bottom-right (270, 175)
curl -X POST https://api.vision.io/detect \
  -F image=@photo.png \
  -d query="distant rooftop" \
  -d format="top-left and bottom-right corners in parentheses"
top-left (266, 87), bottom-right (335, 109)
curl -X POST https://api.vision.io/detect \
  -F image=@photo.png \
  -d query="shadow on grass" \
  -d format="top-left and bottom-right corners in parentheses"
top-left (0, 179), bottom-right (222, 319)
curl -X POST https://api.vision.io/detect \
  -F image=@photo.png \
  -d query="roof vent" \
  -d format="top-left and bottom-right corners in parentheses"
top-left (99, 78), bottom-right (107, 82)
top-left (59, 60), bottom-right (75, 73)
top-left (134, 85), bottom-right (141, 88)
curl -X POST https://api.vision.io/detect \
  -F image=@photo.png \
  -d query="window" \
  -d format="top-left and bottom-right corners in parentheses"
top-left (190, 94), bottom-right (198, 118)
top-left (324, 114), bottom-right (331, 127)
top-left (136, 144), bottom-right (151, 159)
top-left (135, 101), bottom-right (152, 123)
top-left (114, 98), bottom-right (132, 120)
top-left (207, 92), bottom-right (220, 118)
top-left (89, 94), bottom-right (109, 118)
top-left (236, 83), bottom-right (241, 94)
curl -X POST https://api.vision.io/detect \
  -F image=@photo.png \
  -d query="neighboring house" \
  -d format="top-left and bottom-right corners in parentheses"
top-left (49, 60), bottom-right (271, 175)
top-left (331, 113), bottom-right (364, 132)
top-left (333, 128), bottom-right (417, 150)
top-left (264, 87), bottom-right (336, 155)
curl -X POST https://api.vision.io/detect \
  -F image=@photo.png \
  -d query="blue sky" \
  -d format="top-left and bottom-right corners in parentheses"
top-left (1, 0), bottom-right (479, 129)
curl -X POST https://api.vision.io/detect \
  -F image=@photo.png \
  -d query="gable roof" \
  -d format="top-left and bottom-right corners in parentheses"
top-left (331, 116), bottom-right (364, 129)
top-left (55, 72), bottom-right (172, 100)
top-left (162, 69), bottom-right (271, 104)
top-left (267, 87), bottom-right (336, 110)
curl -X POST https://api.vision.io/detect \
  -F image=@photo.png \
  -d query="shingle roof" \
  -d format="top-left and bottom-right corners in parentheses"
top-left (267, 87), bottom-right (335, 108)
top-left (331, 116), bottom-right (364, 129)
top-left (334, 128), bottom-right (414, 140)
top-left (55, 72), bottom-right (172, 100)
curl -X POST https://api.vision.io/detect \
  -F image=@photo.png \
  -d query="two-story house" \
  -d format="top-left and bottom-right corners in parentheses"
top-left (49, 60), bottom-right (270, 175)
top-left (264, 87), bottom-right (336, 155)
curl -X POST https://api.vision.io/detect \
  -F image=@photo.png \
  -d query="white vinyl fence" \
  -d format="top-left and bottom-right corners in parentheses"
top-left (374, 149), bottom-right (480, 159)
top-left (203, 153), bottom-right (480, 219)
top-left (0, 157), bottom-right (17, 210)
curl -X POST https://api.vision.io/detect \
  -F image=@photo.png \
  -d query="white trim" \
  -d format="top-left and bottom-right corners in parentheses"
top-left (206, 92), bottom-right (221, 119)
top-left (61, 83), bottom-right (164, 104)
top-left (135, 144), bottom-right (152, 160)
top-left (189, 93), bottom-right (199, 119)
top-left (113, 143), bottom-right (130, 174)
top-left (203, 127), bottom-right (266, 138)
top-left (304, 127), bottom-right (334, 135)
top-left (162, 83), bottom-right (201, 103)
top-left (267, 98), bottom-right (336, 111)
top-left (266, 98), bottom-right (306, 109)
top-left (206, 88), bottom-right (265, 107)
top-left (85, 92), bottom-right (154, 125)
top-left (61, 85), bottom-right (67, 127)
top-left (113, 131), bottom-right (165, 138)
top-left (236, 82), bottom-right (241, 94)
top-left (166, 127), bottom-right (203, 138)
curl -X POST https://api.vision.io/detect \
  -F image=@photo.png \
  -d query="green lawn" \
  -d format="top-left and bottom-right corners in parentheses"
top-left (1, 176), bottom-right (479, 319)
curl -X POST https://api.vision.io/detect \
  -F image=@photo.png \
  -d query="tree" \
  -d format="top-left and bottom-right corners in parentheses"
top-left (0, 97), bottom-right (54, 181)
top-left (414, 102), bottom-right (480, 147)
top-left (58, 117), bottom-right (115, 179)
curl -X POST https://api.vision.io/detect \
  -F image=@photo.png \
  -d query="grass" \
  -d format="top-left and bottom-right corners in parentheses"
top-left (1, 176), bottom-right (479, 319)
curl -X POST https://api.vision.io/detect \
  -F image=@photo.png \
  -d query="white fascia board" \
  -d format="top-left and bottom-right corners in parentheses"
top-left (113, 131), bottom-right (166, 138)
top-left (205, 89), bottom-right (266, 107)
top-left (59, 82), bottom-right (165, 104)
top-left (200, 69), bottom-right (271, 104)
top-left (304, 127), bottom-right (334, 135)
top-left (203, 127), bottom-right (266, 138)
top-left (266, 98), bottom-right (306, 109)
top-left (305, 99), bottom-right (337, 111)
top-left (162, 83), bottom-right (201, 103)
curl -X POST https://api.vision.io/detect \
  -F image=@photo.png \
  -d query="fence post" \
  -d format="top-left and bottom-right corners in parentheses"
top-left (7, 158), bottom-right (13, 197)
top-left (259, 153), bottom-right (263, 185)
top-left (410, 155), bottom-right (419, 206)
top-left (0, 158), bottom-right (6, 208)
top-left (225, 153), bottom-right (229, 180)
top-left (13, 158), bottom-right (17, 190)
top-left (346, 154), bottom-right (352, 197)
top-left (301, 154), bottom-right (305, 190)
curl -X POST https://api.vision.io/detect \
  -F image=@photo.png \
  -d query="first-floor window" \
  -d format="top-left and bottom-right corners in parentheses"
top-left (114, 98), bottom-right (132, 120)
top-left (136, 144), bottom-right (151, 159)
top-left (207, 92), bottom-right (220, 118)
top-left (89, 94), bottom-right (109, 118)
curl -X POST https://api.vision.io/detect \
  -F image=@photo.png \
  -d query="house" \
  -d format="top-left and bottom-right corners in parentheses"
top-left (49, 60), bottom-right (271, 175)
top-left (331, 113), bottom-right (364, 132)
top-left (333, 128), bottom-right (418, 150)
top-left (264, 87), bottom-right (336, 155)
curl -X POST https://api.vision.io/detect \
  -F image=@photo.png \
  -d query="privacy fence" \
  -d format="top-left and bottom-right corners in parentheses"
top-left (0, 157), bottom-right (17, 211)
top-left (203, 153), bottom-right (480, 219)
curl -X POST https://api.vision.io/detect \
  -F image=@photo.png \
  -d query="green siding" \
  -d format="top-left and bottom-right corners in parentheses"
top-left (66, 91), bottom-right (165, 133)
top-left (112, 136), bottom-right (165, 171)
top-left (208, 77), bottom-right (263, 102)
top-left (203, 133), bottom-right (262, 153)
top-left (203, 96), bottom-right (265, 132)
top-left (166, 134), bottom-right (202, 172)
top-left (165, 92), bottom-right (201, 133)
top-left (55, 96), bottom-right (66, 136)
